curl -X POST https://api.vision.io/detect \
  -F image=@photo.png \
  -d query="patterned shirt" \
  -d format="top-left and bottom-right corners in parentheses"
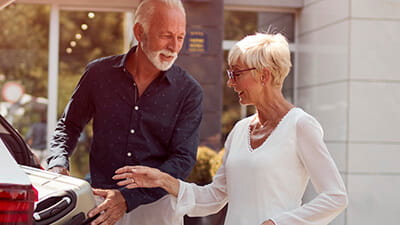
top-left (47, 46), bottom-right (203, 211)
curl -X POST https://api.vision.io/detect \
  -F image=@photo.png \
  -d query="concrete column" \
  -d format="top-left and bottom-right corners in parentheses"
top-left (298, 0), bottom-right (400, 224)
top-left (176, 0), bottom-right (224, 150)
top-left (46, 4), bottom-right (59, 153)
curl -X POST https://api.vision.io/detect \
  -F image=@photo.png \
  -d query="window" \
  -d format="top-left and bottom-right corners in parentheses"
top-left (0, 4), bottom-right (49, 136)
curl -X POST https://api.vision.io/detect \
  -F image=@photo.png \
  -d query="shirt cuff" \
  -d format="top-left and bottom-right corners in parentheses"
top-left (46, 156), bottom-right (69, 170)
top-left (119, 188), bottom-right (141, 212)
top-left (172, 179), bottom-right (196, 217)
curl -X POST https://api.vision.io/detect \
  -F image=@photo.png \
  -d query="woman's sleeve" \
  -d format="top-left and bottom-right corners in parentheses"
top-left (171, 125), bottom-right (236, 217)
top-left (271, 115), bottom-right (348, 225)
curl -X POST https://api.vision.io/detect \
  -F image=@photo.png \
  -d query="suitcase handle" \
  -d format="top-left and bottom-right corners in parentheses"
top-left (33, 196), bottom-right (72, 221)
top-left (33, 191), bottom-right (77, 225)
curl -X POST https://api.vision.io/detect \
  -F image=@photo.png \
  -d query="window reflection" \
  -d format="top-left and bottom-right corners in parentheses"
top-left (0, 4), bottom-right (49, 138)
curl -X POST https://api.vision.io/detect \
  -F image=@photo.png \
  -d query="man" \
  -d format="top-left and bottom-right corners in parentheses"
top-left (46, 0), bottom-right (203, 224)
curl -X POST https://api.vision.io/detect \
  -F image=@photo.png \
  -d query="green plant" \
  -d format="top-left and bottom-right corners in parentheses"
top-left (186, 146), bottom-right (217, 185)
top-left (209, 148), bottom-right (225, 177)
top-left (186, 146), bottom-right (226, 185)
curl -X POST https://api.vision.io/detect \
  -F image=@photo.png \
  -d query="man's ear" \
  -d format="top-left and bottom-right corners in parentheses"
top-left (133, 23), bottom-right (144, 42)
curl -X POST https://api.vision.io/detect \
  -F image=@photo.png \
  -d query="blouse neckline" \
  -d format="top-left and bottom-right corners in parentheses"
top-left (247, 107), bottom-right (297, 152)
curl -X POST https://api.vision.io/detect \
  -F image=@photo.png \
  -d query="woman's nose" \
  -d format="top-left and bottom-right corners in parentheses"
top-left (226, 78), bottom-right (234, 88)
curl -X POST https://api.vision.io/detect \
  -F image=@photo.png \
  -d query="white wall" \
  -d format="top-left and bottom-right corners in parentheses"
top-left (297, 0), bottom-right (400, 224)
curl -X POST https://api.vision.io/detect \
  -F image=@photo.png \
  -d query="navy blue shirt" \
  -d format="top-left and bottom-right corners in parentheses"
top-left (47, 46), bottom-right (203, 212)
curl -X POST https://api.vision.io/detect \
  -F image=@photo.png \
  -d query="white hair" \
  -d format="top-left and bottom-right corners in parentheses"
top-left (134, 0), bottom-right (186, 33)
top-left (228, 32), bottom-right (292, 86)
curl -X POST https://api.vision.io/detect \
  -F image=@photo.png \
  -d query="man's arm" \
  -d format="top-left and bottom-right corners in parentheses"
top-left (157, 84), bottom-right (203, 178)
top-left (46, 69), bottom-right (94, 171)
top-left (120, 82), bottom-right (203, 212)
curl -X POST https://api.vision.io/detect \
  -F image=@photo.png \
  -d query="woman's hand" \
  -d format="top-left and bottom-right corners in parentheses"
top-left (113, 166), bottom-right (164, 188)
top-left (113, 165), bottom-right (180, 196)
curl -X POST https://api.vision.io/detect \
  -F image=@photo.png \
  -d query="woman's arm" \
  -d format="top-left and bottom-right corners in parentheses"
top-left (113, 163), bottom-right (229, 217)
top-left (113, 123), bottom-right (239, 217)
top-left (271, 115), bottom-right (348, 224)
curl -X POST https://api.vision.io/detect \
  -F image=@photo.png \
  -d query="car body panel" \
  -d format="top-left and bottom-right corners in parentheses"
top-left (0, 115), bottom-right (96, 225)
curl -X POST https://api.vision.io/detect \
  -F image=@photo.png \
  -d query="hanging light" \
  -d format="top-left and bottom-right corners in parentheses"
top-left (70, 41), bottom-right (77, 47)
top-left (66, 48), bottom-right (72, 54)
top-left (81, 24), bottom-right (88, 30)
top-left (75, 33), bottom-right (82, 39)
top-left (88, 12), bottom-right (95, 19)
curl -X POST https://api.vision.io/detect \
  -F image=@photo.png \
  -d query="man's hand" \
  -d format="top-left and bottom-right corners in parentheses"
top-left (88, 189), bottom-right (127, 225)
top-left (48, 166), bottom-right (70, 176)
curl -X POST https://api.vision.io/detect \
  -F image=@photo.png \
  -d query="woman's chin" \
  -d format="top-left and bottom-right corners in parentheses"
top-left (239, 98), bottom-right (249, 105)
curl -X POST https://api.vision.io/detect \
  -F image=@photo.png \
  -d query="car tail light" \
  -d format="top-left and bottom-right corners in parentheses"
top-left (0, 183), bottom-right (36, 225)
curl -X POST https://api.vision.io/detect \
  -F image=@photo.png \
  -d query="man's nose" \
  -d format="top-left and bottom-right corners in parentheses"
top-left (167, 37), bottom-right (182, 53)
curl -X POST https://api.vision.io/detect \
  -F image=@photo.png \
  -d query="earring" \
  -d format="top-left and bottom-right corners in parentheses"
top-left (261, 76), bottom-right (266, 86)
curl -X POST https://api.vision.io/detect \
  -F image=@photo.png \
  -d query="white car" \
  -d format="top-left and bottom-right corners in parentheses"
top-left (0, 115), bottom-right (97, 225)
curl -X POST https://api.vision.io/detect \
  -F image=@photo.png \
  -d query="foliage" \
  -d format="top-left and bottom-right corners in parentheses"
top-left (186, 146), bottom-right (225, 185)
top-left (224, 11), bottom-right (257, 40)
top-left (0, 4), bottom-right (50, 97)
top-left (1, 5), bottom-right (125, 178)
top-left (209, 148), bottom-right (225, 177)
top-left (186, 146), bottom-right (217, 185)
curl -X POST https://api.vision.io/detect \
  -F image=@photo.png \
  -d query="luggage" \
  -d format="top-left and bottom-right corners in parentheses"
top-left (21, 166), bottom-right (97, 225)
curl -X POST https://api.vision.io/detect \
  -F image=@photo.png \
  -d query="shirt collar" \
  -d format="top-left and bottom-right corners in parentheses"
top-left (112, 46), bottom-right (136, 69)
top-left (112, 45), bottom-right (174, 85)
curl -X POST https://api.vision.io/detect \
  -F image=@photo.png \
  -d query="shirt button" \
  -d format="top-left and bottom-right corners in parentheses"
top-left (133, 83), bottom-right (136, 86)
top-left (130, 129), bottom-right (135, 134)
top-left (123, 68), bottom-right (127, 72)
top-left (127, 152), bottom-right (132, 157)
top-left (134, 106), bottom-right (139, 111)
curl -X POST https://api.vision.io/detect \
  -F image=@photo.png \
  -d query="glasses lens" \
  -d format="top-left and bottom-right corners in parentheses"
top-left (226, 70), bottom-right (235, 80)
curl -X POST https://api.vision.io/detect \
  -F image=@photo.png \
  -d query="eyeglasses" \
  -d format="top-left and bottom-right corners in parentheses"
top-left (226, 67), bottom-right (256, 81)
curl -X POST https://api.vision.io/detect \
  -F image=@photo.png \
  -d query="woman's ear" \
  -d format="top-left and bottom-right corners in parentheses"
top-left (133, 23), bottom-right (144, 42)
top-left (261, 68), bottom-right (271, 85)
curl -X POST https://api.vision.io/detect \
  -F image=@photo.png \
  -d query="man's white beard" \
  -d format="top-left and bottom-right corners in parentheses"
top-left (141, 42), bottom-right (178, 71)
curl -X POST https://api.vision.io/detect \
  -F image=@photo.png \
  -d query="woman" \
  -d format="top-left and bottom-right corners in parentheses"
top-left (113, 32), bottom-right (348, 225)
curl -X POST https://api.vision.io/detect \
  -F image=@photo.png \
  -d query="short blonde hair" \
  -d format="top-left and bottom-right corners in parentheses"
top-left (134, 0), bottom-right (186, 33)
top-left (228, 33), bottom-right (292, 86)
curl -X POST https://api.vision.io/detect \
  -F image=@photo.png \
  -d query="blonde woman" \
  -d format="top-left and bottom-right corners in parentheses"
top-left (113, 32), bottom-right (348, 225)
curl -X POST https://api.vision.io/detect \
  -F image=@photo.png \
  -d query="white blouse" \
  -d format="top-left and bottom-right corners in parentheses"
top-left (174, 108), bottom-right (348, 225)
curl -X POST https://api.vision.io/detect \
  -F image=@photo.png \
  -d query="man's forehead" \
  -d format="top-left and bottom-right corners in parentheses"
top-left (149, 9), bottom-right (186, 32)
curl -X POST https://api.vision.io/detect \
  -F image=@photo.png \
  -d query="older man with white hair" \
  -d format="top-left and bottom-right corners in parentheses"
top-left (46, 0), bottom-right (203, 224)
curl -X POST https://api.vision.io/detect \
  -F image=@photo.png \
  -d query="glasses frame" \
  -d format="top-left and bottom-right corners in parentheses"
top-left (226, 67), bottom-right (256, 81)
